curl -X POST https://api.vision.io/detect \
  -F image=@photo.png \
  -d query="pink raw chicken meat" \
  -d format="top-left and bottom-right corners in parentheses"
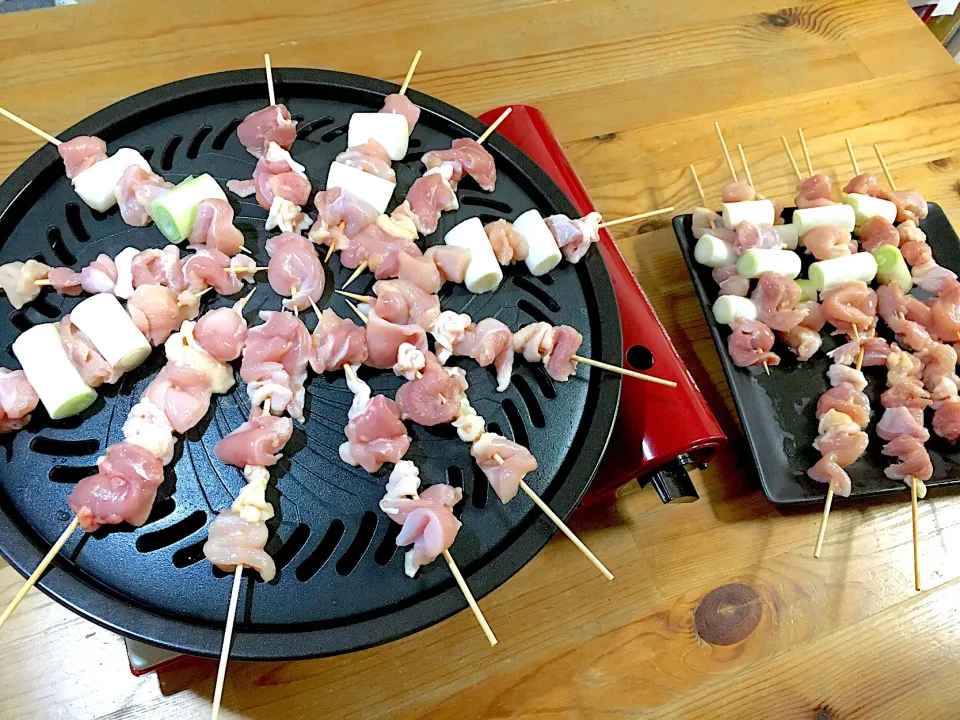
top-left (250, 143), bottom-right (311, 210)
top-left (751, 272), bottom-right (808, 332)
top-left (381, 94), bottom-right (420, 133)
top-left (858, 216), bottom-right (900, 253)
top-left (928, 278), bottom-right (960, 343)
top-left (115, 166), bottom-right (173, 226)
top-left (341, 394), bottom-right (410, 473)
top-left (79, 254), bottom-right (118, 295)
top-left (127, 285), bottom-right (194, 346)
top-left (381, 484), bottom-right (461, 577)
top-left (236, 104), bottom-right (297, 158)
top-left (721, 181), bottom-right (756, 203)
top-left (933, 400), bottom-right (960, 442)
top-left (781, 325), bottom-right (821, 361)
top-left (733, 221), bottom-right (780, 254)
top-left (843, 173), bottom-right (881, 196)
top-left (471, 433), bottom-right (538, 503)
top-left (881, 377), bottom-right (931, 412)
top-left (484, 219), bottom-right (529, 265)
top-left (364, 308), bottom-right (427, 369)
top-left (395, 354), bottom-right (468, 426)
top-left (546, 325), bottom-right (583, 382)
top-left (172, 249), bottom-right (244, 296)
top-left (807, 455), bottom-right (852, 497)
top-left (398, 171), bottom-right (458, 235)
top-left (0, 369), bottom-right (38, 434)
top-left (309, 188), bottom-right (379, 248)
top-left (876, 405), bottom-right (929, 442)
top-left (423, 245), bottom-right (469, 286)
top-left (58, 136), bottom-right (107, 179)
top-left (335, 140), bottom-right (396, 182)
top-left (131, 246), bottom-right (179, 289)
top-left (265, 232), bottom-right (324, 312)
top-left (795, 174), bottom-right (834, 208)
top-left (214, 408), bottom-right (293, 468)
top-left (189, 200), bottom-right (245, 257)
top-left (241, 311), bottom-right (311, 420)
top-left (194, 306), bottom-right (248, 363)
top-left (713, 266), bottom-right (749, 297)
top-left (880, 188), bottom-right (928, 224)
top-left (882, 435), bottom-right (933, 480)
top-left (48, 267), bottom-right (83, 296)
top-left (454, 318), bottom-right (514, 390)
top-left (310, 309), bottom-right (368, 373)
top-left (821, 281), bottom-right (877, 336)
top-left (816, 383), bottom-right (870, 428)
top-left (728, 318), bottom-right (779, 368)
top-left (68, 442), bottom-right (165, 532)
top-left (397, 251), bottom-right (443, 295)
top-left (814, 426), bottom-right (869, 467)
top-left (372, 279), bottom-right (440, 331)
top-left (203, 510), bottom-right (276, 582)
top-left (59, 316), bottom-right (120, 387)
top-left (421, 138), bottom-right (497, 192)
top-left (142, 362), bottom-right (213, 434)
top-left (803, 226), bottom-right (855, 260)
top-left (340, 223), bottom-right (421, 278)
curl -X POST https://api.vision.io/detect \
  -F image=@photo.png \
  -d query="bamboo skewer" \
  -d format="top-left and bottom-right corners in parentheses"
top-left (399, 50), bottom-right (422, 96)
top-left (211, 566), bottom-right (243, 720)
top-left (874, 144), bottom-right (897, 191)
top-left (797, 127), bottom-right (814, 177)
top-left (689, 165), bottom-right (716, 230)
top-left (714, 122), bottom-right (738, 182)
top-left (264, 53), bottom-right (276, 107)
top-left (736, 144), bottom-right (754, 188)
top-left (911, 476), bottom-right (921, 591)
top-left (781, 136), bottom-right (803, 182)
top-left (0, 106), bottom-right (61, 146)
top-left (477, 107), bottom-right (512, 145)
top-left (597, 207), bottom-right (674, 229)
top-left (845, 138), bottom-right (860, 176)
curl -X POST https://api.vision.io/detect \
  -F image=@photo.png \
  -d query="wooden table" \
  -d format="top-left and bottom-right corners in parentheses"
top-left (1, 0), bottom-right (959, 717)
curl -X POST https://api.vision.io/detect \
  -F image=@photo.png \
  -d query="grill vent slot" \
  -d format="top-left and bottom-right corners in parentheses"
top-left (461, 195), bottom-right (512, 213)
top-left (295, 520), bottom-right (345, 581)
top-left (212, 119), bottom-right (241, 150)
top-left (65, 203), bottom-right (89, 242)
top-left (186, 125), bottom-right (212, 159)
top-left (514, 276), bottom-right (561, 312)
top-left (517, 298), bottom-right (552, 324)
top-left (272, 523), bottom-right (310, 573)
top-left (140, 146), bottom-right (155, 163)
top-left (48, 464), bottom-right (98, 483)
top-left (9, 312), bottom-right (33, 333)
top-left (501, 399), bottom-right (530, 449)
top-left (161, 135), bottom-right (182, 171)
top-left (46, 227), bottom-right (76, 265)
top-left (172, 539), bottom-right (207, 568)
top-left (30, 437), bottom-right (99, 456)
top-left (297, 116), bottom-right (335, 139)
top-left (373, 522), bottom-right (401, 566)
top-left (335, 511), bottom-right (377, 576)
top-left (136, 510), bottom-right (206, 553)
top-left (32, 297), bottom-right (60, 319)
top-left (512, 375), bottom-right (546, 428)
top-left (320, 124), bottom-right (348, 144)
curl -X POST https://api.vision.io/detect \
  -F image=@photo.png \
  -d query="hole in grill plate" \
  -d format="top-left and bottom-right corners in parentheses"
top-left (627, 344), bottom-right (654, 370)
top-left (501, 398), bottom-right (530, 448)
top-left (320, 124), bottom-right (348, 143)
top-left (529, 364), bottom-right (557, 399)
top-left (291, 114), bottom-right (304, 123)
top-left (186, 125), bottom-right (212, 159)
top-left (517, 298), bottom-right (552, 324)
top-left (460, 195), bottom-right (512, 213)
top-left (512, 375), bottom-right (546, 428)
top-left (335, 511), bottom-right (378, 576)
top-left (536, 273), bottom-right (554, 286)
top-left (161, 135), bottom-right (182, 171)
top-left (30, 437), bottom-right (99, 456)
top-left (46, 227), bottom-right (76, 265)
top-left (297, 116), bottom-right (334, 139)
top-left (514, 276), bottom-right (561, 312)
top-left (140, 146), bottom-right (154, 163)
top-left (408, 138), bottom-right (422, 150)
top-left (32, 297), bottom-right (60, 319)
top-left (90, 207), bottom-right (115, 222)
top-left (172, 538), bottom-right (207, 568)
top-left (296, 519), bottom-right (345, 581)
top-left (272, 523), bottom-right (310, 573)
top-left (136, 510), bottom-right (207, 553)
top-left (48, 465), bottom-right (98, 483)
top-left (212, 119), bottom-right (241, 150)
top-left (447, 466), bottom-right (465, 519)
top-left (373, 522), bottom-right (401, 566)
top-left (65, 203), bottom-right (89, 242)
top-left (9, 312), bottom-right (33, 333)
top-left (471, 463), bottom-right (488, 509)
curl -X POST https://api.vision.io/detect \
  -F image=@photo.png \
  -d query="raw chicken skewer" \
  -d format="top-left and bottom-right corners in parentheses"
top-left (0, 291), bottom-right (257, 629)
top-left (336, 289), bottom-right (676, 387)
top-left (342, 363), bottom-right (497, 645)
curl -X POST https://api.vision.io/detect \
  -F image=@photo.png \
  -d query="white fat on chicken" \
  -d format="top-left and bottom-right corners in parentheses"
top-left (112, 247), bottom-right (140, 300)
top-left (393, 342), bottom-right (426, 380)
top-left (424, 165), bottom-right (459, 210)
top-left (345, 365), bottom-right (371, 420)
top-left (431, 310), bottom-right (472, 363)
top-left (452, 397), bottom-right (485, 443)
top-left (380, 460), bottom-right (422, 513)
top-left (248, 380), bottom-right (294, 416)
top-left (513, 322), bottom-right (554, 364)
top-left (164, 321), bottom-right (235, 394)
top-left (230, 254), bottom-right (257, 284)
top-left (265, 196), bottom-right (312, 234)
top-left (122, 399), bottom-right (177, 465)
top-left (376, 213), bottom-right (418, 241)
top-left (232, 465), bottom-right (275, 524)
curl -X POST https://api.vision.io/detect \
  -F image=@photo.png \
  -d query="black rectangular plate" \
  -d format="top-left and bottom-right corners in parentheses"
top-left (674, 203), bottom-right (960, 505)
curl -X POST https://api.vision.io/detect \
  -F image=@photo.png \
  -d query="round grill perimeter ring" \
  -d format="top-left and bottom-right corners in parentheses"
top-left (0, 69), bottom-right (621, 660)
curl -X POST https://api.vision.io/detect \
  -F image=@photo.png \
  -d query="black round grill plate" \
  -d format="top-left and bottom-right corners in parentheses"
top-left (0, 69), bottom-right (621, 659)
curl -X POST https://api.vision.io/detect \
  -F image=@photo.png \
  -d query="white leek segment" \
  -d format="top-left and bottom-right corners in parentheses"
top-left (112, 247), bottom-right (140, 300)
top-left (774, 224), bottom-right (799, 251)
top-left (694, 233), bottom-right (737, 268)
top-left (512, 209), bottom-right (562, 276)
top-left (809, 252), bottom-right (878, 293)
top-left (13, 324), bottom-right (96, 419)
top-left (151, 174), bottom-right (228, 242)
top-left (721, 199), bottom-right (775, 229)
top-left (712, 296), bottom-right (759, 325)
top-left (792, 204), bottom-right (856, 236)
top-left (844, 193), bottom-right (897, 226)
top-left (326, 161), bottom-right (396, 214)
top-left (444, 217), bottom-right (502, 293)
top-left (70, 293), bottom-right (151, 372)
top-left (347, 113), bottom-right (409, 161)
top-left (736, 248), bottom-right (801, 279)
top-left (72, 148), bottom-right (151, 213)
top-left (795, 278), bottom-right (817, 302)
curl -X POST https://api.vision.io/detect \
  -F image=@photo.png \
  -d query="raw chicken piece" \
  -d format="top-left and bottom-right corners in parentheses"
top-left (728, 318), bottom-right (779, 368)
top-left (131, 246), bottom-right (179, 289)
top-left (880, 377), bottom-right (931, 412)
top-left (214, 408), bottom-right (293, 468)
top-left (397, 250), bottom-right (443, 295)
top-left (0, 368), bottom-right (39, 434)
top-left (58, 136), bottom-right (107, 179)
top-left (335, 139), bottom-right (396, 182)
top-left (265, 232), bottom-right (324, 312)
top-left (194, 307), bottom-right (249, 363)
top-left (798, 301), bottom-right (826, 332)
top-left (827, 364), bottom-right (867, 393)
top-left (173, 249), bottom-right (244, 296)
top-left (240, 311), bottom-right (311, 421)
top-left (399, 168), bottom-right (458, 235)
top-left (143, 362), bottom-right (213, 434)
top-left (471, 432), bottom-right (538, 503)
top-left (58, 315), bottom-right (120, 387)
top-left (364, 308), bottom-right (428, 369)
top-left (424, 245), bottom-right (470, 285)
top-left (484, 219), bottom-right (529, 265)
top-left (122, 400), bottom-right (176, 465)
top-left (880, 188), bottom-right (928, 224)
top-left (781, 325), bottom-right (822, 361)
top-left (251, 142), bottom-right (311, 210)
top-left (920, 342), bottom-right (958, 390)
top-left (340, 222), bottom-right (420, 278)
top-left (807, 454), bottom-right (851, 497)
top-left (912, 261), bottom-right (956, 294)
top-left (813, 426), bottom-right (869, 466)
top-left (115, 166), bottom-right (173, 226)
top-left (68, 442), bottom-right (165, 532)
top-left (48, 267), bottom-right (83, 296)
top-left (692, 207), bottom-right (724, 239)
top-left (545, 212), bottom-right (603, 264)
top-left (713, 265), bottom-right (750, 297)
top-left (372, 279), bottom-right (441, 331)
top-left (309, 309), bottom-right (368, 373)
top-left (857, 216), bottom-right (899, 253)
top-left (309, 188), bottom-right (380, 247)
top-left (382, 484), bottom-right (462, 577)
top-left (236, 104), bottom-right (297, 158)
top-left (795, 174), bottom-right (834, 208)
top-left (843, 173), bottom-right (882, 196)
top-left (546, 325), bottom-right (582, 382)
top-left (876, 405), bottom-right (929, 442)
top-left (189, 199), bottom-right (245, 257)
top-left (203, 509), bottom-right (276, 581)
top-left (804, 226), bottom-right (855, 260)
top-left (0, 260), bottom-right (50, 309)
top-left (127, 285), bottom-right (189, 346)
top-left (720, 181), bottom-right (756, 203)
top-left (79, 254), bottom-right (118, 295)
top-left (901, 240), bottom-right (933, 268)
top-left (422, 138), bottom-right (497, 191)
top-left (928, 277), bottom-right (960, 343)
top-left (381, 94), bottom-right (420, 133)
top-left (882, 435), bottom-right (933, 481)
top-left (821, 281), bottom-right (877, 336)
top-left (395, 355), bottom-right (468, 426)
top-left (431, 311), bottom-right (473, 364)
top-left (933, 400), bottom-right (960, 442)
top-left (816, 383), bottom-right (870, 427)
top-left (752, 272), bottom-right (808, 332)
top-left (733, 221), bottom-right (781, 255)
top-left (887, 344), bottom-right (923, 387)
top-left (340, 394), bottom-right (410, 473)
top-left (455, 318), bottom-right (514, 391)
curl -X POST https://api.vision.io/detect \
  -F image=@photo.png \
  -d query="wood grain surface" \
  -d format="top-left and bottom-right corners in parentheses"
top-left (1, 0), bottom-right (959, 718)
